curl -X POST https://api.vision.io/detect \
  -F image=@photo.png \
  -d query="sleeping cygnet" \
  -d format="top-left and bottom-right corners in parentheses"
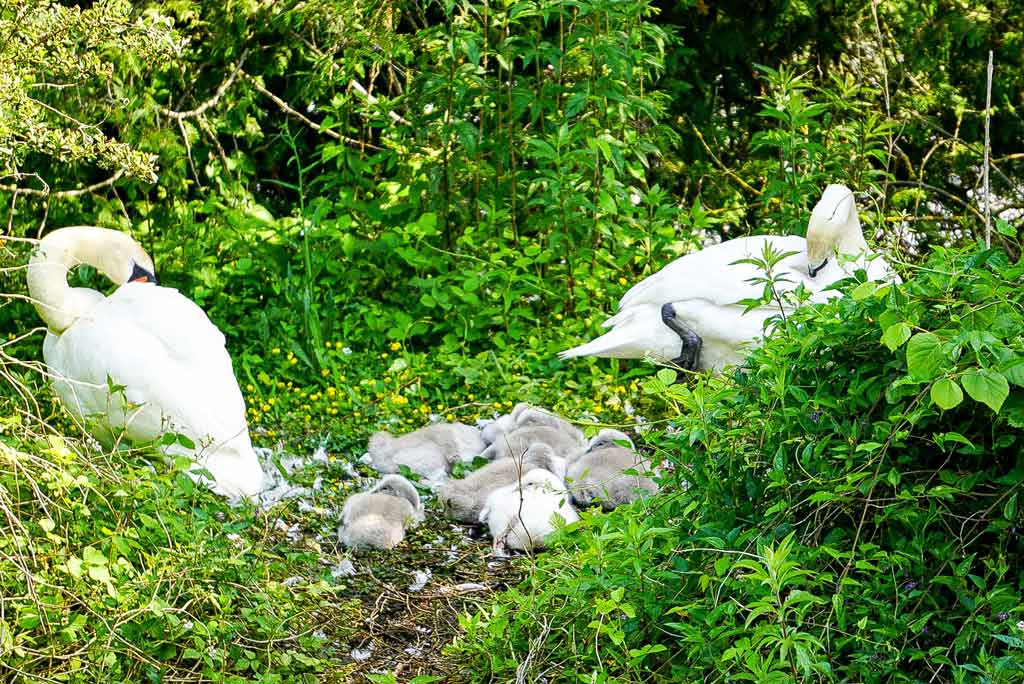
top-left (338, 474), bottom-right (424, 550)
top-left (367, 422), bottom-right (485, 481)
top-left (480, 402), bottom-right (532, 445)
top-left (480, 468), bottom-right (580, 554)
top-left (480, 419), bottom-right (585, 462)
top-left (566, 429), bottom-right (659, 511)
top-left (438, 443), bottom-right (564, 524)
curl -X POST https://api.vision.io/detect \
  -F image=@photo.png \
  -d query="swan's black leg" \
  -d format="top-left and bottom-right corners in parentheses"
top-left (660, 303), bottom-right (702, 371)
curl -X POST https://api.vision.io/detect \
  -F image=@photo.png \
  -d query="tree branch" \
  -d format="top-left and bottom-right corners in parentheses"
top-left (242, 72), bottom-right (385, 151)
top-left (159, 50), bottom-right (249, 120)
top-left (0, 170), bottom-right (124, 198)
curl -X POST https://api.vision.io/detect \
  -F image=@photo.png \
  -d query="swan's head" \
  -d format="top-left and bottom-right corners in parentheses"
top-left (89, 229), bottom-right (157, 285)
top-left (587, 428), bottom-right (634, 452)
top-left (373, 474), bottom-right (421, 510)
top-left (805, 184), bottom-right (861, 278)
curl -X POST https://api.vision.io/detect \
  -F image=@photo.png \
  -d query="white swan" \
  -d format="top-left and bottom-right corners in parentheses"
top-left (558, 184), bottom-right (897, 372)
top-left (27, 226), bottom-right (264, 499)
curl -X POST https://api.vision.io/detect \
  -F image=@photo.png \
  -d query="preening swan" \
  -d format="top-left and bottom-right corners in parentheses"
top-left (27, 227), bottom-right (264, 499)
top-left (559, 184), bottom-right (897, 372)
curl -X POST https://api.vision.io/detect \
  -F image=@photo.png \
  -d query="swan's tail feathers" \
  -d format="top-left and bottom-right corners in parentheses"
top-left (558, 326), bottom-right (646, 361)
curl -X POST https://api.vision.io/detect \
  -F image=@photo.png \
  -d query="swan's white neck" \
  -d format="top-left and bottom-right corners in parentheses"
top-left (836, 221), bottom-right (869, 258)
top-left (27, 228), bottom-right (115, 333)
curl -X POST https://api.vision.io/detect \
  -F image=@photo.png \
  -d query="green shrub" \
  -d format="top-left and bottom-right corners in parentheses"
top-left (453, 243), bottom-right (1024, 683)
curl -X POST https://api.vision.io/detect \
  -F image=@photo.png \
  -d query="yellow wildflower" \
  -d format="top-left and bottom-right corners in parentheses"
top-left (389, 342), bottom-right (401, 351)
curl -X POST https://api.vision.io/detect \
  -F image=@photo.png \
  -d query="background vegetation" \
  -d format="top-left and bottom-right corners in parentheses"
top-left (1, 0), bottom-right (1021, 681)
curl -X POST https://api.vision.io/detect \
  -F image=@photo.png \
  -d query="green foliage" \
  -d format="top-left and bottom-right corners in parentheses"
top-left (0, 419), bottom-right (358, 682)
top-left (453, 244), bottom-right (1024, 682)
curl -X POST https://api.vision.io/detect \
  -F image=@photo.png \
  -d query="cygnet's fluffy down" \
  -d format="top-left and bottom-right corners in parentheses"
top-left (480, 468), bottom-right (579, 554)
top-left (480, 419), bottom-right (585, 462)
top-left (480, 402), bottom-right (532, 445)
top-left (368, 422), bottom-right (485, 481)
top-left (438, 443), bottom-right (564, 524)
top-left (338, 474), bottom-right (424, 550)
top-left (480, 403), bottom-right (581, 448)
top-left (566, 429), bottom-right (658, 510)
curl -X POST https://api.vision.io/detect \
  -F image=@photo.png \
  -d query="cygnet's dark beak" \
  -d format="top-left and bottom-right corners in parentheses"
top-left (129, 263), bottom-right (157, 284)
top-left (808, 258), bottom-right (828, 278)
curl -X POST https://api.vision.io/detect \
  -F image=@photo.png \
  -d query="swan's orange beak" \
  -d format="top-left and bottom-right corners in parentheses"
top-left (129, 263), bottom-right (157, 284)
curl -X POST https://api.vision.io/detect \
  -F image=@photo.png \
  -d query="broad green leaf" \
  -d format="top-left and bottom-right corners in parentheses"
top-left (881, 322), bottom-right (911, 351)
top-left (851, 280), bottom-right (876, 301)
top-left (961, 369), bottom-right (1009, 413)
top-left (82, 546), bottom-right (106, 566)
top-left (906, 332), bottom-right (945, 380)
top-left (1001, 361), bottom-right (1024, 387)
top-left (88, 564), bottom-right (111, 583)
top-left (930, 378), bottom-right (963, 410)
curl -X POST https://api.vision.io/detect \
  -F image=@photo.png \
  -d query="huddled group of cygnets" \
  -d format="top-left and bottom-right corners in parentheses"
top-left (24, 183), bottom-right (897, 547)
top-left (339, 402), bottom-right (658, 554)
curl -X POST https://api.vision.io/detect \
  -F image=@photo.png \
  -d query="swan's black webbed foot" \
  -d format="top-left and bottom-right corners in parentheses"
top-left (660, 302), bottom-right (702, 372)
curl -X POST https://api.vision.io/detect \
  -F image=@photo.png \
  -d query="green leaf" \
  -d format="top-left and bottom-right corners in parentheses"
top-left (1001, 361), bottom-right (1024, 387)
top-left (906, 332), bottom-right (945, 380)
top-left (1004, 494), bottom-right (1018, 522)
top-left (930, 378), bottom-right (964, 410)
top-left (960, 369), bottom-right (1009, 413)
top-left (82, 546), bottom-right (107, 566)
top-left (656, 368), bottom-right (677, 386)
top-left (881, 322), bottom-right (911, 351)
top-left (851, 280), bottom-right (877, 301)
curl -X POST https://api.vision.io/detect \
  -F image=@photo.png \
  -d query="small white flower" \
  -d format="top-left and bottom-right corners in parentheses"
top-left (424, 103), bottom-right (435, 115)
top-left (342, 346), bottom-right (353, 355)
top-left (1017, 620), bottom-right (1024, 632)
top-left (306, 102), bottom-right (316, 113)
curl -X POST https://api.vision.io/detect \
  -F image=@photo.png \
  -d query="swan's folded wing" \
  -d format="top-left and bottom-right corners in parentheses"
top-left (617, 235), bottom-right (810, 311)
top-left (51, 284), bottom-right (248, 450)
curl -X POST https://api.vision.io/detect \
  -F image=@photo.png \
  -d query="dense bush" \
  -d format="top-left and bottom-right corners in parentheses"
top-left (454, 244), bottom-right (1024, 682)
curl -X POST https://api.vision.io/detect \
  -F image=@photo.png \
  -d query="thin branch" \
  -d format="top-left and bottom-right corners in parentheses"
top-left (0, 170), bottom-right (124, 198)
top-left (159, 50), bottom-right (249, 120)
top-left (687, 120), bottom-right (761, 195)
top-left (349, 79), bottom-right (411, 125)
top-left (983, 50), bottom-right (993, 249)
top-left (242, 72), bottom-right (385, 152)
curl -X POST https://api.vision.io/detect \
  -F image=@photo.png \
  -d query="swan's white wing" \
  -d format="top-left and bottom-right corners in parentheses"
top-left (44, 283), bottom-right (262, 497)
top-left (617, 235), bottom-right (811, 311)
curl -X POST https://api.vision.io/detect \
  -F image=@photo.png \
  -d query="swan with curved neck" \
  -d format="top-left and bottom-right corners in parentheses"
top-left (28, 226), bottom-right (264, 499)
top-left (559, 184), bottom-right (896, 372)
